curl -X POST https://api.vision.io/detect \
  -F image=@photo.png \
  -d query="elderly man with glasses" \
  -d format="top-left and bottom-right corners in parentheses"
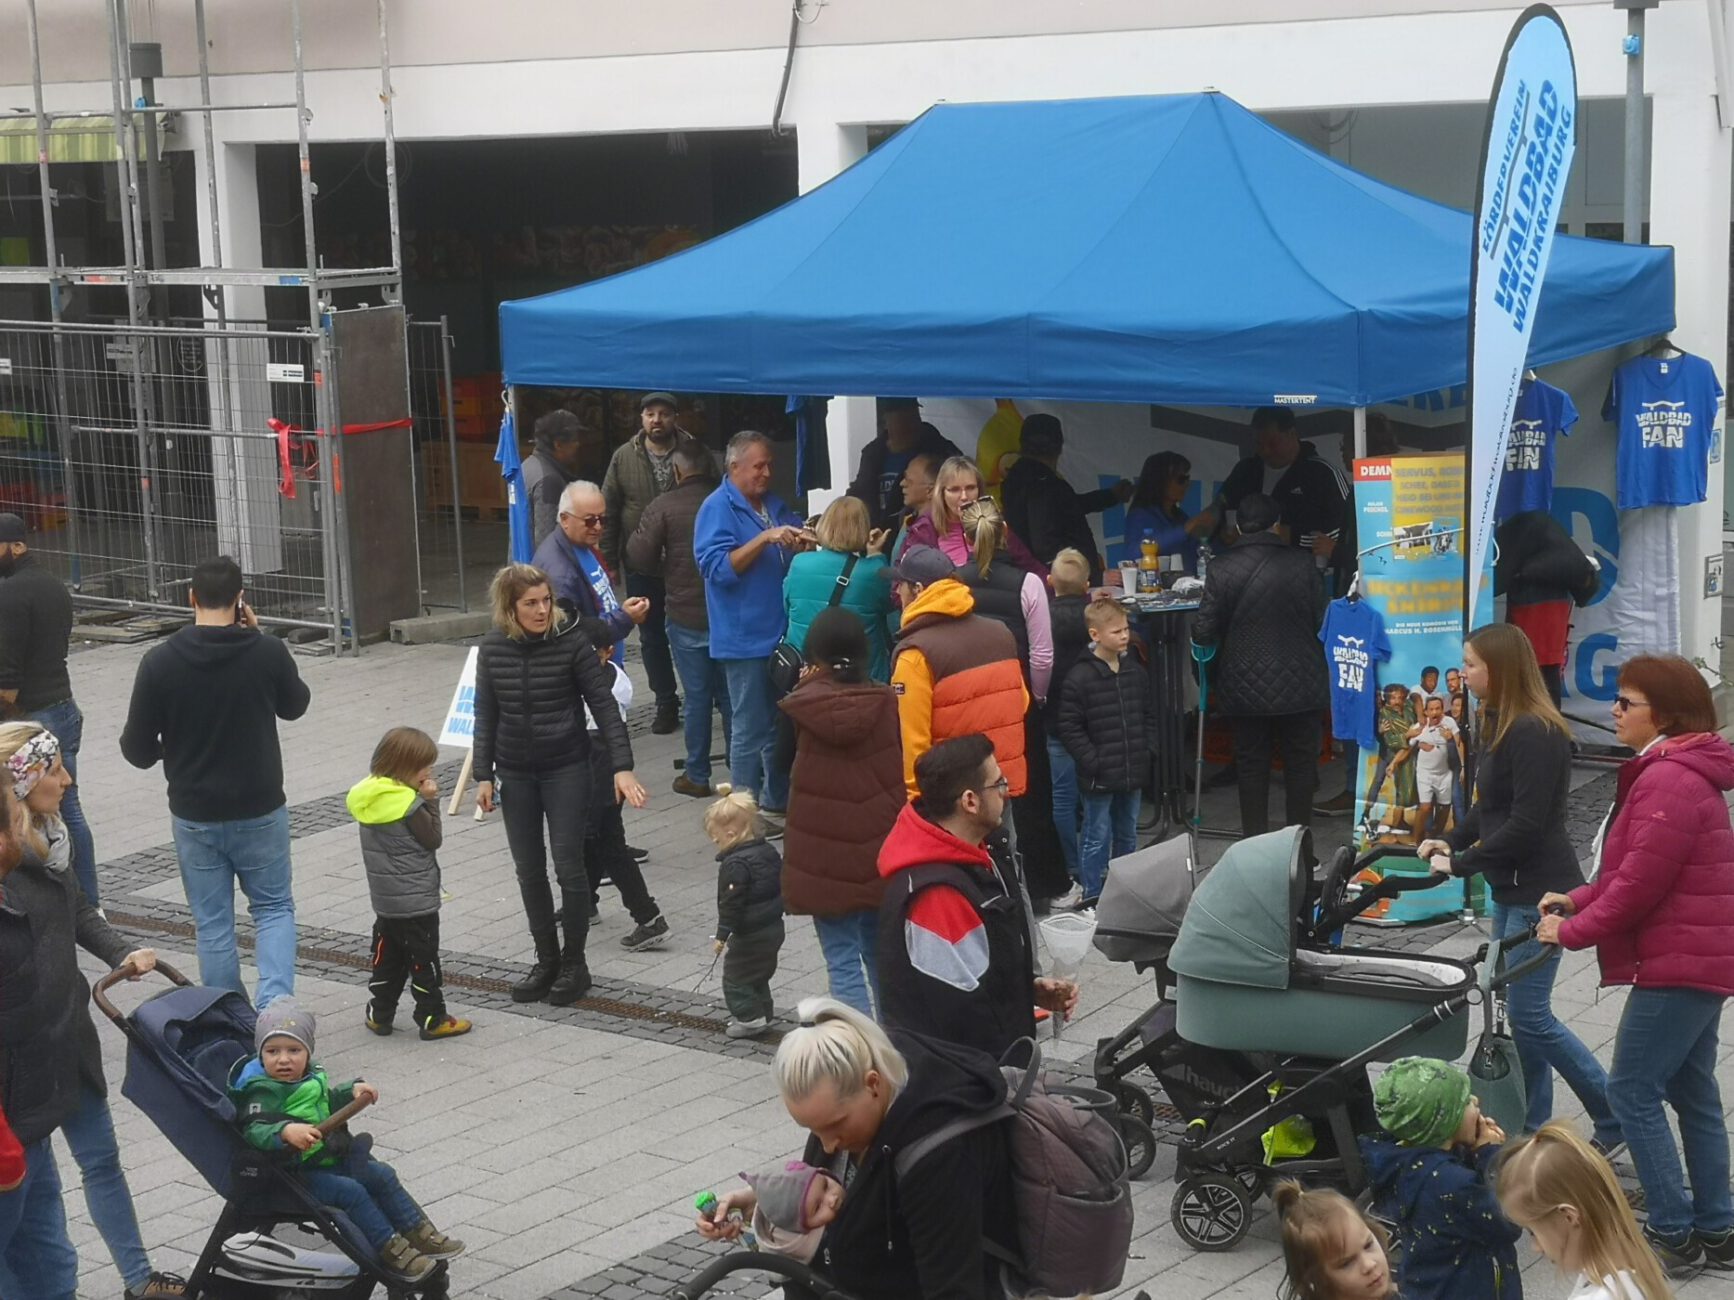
top-left (532, 480), bottom-right (651, 668)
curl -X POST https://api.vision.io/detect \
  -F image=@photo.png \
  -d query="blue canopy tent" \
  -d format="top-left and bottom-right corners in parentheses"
top-left (499, 92), bottom-right (1673, 409)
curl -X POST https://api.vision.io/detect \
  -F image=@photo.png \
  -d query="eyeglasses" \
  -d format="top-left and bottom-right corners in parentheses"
top-left (975, 776), bottom-right (1010, 796)
top-left (1612, 695), bottom-right (1650, 713)
top-left (562, 512), bottom-right (607, 527)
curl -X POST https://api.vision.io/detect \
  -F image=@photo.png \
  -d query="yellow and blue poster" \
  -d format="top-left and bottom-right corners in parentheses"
top-left (1351, 453), bottom-right (1470, 853)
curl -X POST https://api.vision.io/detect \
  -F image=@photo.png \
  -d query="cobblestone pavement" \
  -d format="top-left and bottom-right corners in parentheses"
top-left (48, 635), bottom-right (1734, 1299)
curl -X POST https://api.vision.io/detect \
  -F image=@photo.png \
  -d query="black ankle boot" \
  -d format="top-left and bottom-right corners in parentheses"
top-left (511, 930), bottom-right (559, 1003)
top-left (546, 960), bottom-right (592, 1006)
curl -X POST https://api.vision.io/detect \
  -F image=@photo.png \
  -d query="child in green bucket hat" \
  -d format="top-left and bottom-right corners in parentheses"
top-left (1358, 1056), bottom-right (1523, 1300)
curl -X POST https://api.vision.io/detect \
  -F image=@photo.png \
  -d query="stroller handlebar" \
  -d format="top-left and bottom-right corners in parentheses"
top-left (91, 958), bottom-right (194, 1026)
top-left (672, 1251), bottom-right (852, 1300)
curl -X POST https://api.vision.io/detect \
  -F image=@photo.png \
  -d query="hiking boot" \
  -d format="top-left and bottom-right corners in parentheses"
top-left (511, 930), bottom-right (560, 1003)
top-left (1312, 789), bottom-right (1355, 818)
top-left (1645, 1226), bottom-right (1706, 1280)
top-left (726, 1017), bottom-right (769, 1039)
top-left (419, 1016), bottom-right (472, 1041)
top-left (125, 1272), bottom-right (188, 1299)
top-left (1697, 1228), bottom-right (1734, 1270)
top-left (672, 774), bottom-right (712, 798)
top-left (546, 961), bottom-right (593, 1006)
top-left (653, 698), bottom-right (682, 735)
top-left (378, 1234), bottom-right (435, 1281)
top-left (621, 915), bottom-right (670, 952)
top-left (364, 1007), bottom-right (394, 1036)
top-left (405, 1220), bottom-right (466, 1259)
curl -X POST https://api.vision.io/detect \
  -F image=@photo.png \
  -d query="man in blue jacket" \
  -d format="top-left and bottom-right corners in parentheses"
top-left (694, 431), bottom-right (808, 813)
top-left (531, 479), bottom-right (649, 667)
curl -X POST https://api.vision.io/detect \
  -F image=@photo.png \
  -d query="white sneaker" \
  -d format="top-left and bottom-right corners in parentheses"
top-left (1051, 882), bottom-right (1086, 911)
top-left (726, 1017), bottom-right (769, 1039)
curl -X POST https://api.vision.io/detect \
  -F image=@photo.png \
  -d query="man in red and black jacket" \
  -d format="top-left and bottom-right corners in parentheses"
top-left (877, 735), bottom-right (1078, 1059)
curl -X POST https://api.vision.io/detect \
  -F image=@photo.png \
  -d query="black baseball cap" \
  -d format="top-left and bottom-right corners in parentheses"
top-left (640, 391), bottom-right (679, 411)
top-left (886, 545), bottom-right (955, 587)
top-left (0, 514), bottom-right (24, 544)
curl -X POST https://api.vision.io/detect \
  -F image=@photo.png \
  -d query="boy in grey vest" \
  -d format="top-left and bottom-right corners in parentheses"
top-left (347, 727), bottom-right (472, 1040)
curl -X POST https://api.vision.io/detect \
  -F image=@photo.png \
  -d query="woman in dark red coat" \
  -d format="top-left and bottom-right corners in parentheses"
top-left (1538, 653), bottom-right (1734, 1274)
top-left (775, 607), bottom-right (906, 1018)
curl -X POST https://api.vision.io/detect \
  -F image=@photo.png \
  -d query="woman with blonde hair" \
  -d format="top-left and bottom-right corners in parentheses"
top-left (694, 997), bottom-right (1017, 1299)
top-left (782, 495), bottom-right (895, 682)
top-left (899, 455), bottom-right (1047, 577)
top-left (472, 564), bottom-right (647, 1008)
top-left (1418, 624), bottom-right (1617, 1148)
top-left (0, 723), bottom-right (183, 1299)
top-left (1497, 1122), bottom-right (1673, 1299)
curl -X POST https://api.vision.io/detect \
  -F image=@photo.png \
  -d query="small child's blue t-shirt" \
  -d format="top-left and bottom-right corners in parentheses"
top-left (1605, 354), bottom-right (1724, 509)
top-left (1319, 598), bottom-right (1392, 750)
top-left (1496, 379), bottom-right (1577, 520)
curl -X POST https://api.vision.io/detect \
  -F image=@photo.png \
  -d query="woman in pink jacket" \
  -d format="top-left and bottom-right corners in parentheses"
top-left (1537, 653), bottom-right (1734, 1276)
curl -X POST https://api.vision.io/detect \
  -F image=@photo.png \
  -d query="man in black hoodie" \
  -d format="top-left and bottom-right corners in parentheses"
top-left (1001, 414), bottom-right (1132, 584)
top-left (120, 556), bottom-right (311, 1007)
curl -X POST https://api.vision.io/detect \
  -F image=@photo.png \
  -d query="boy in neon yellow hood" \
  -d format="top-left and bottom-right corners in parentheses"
top-left (346, 727), bottom-right (471, 1040)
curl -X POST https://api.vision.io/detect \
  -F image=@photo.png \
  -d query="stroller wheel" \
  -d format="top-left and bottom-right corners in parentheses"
top-left (1116, 1113), bottom-right (1158, 1180)
top-left (1236, 1167), bottom-right (1264, 1199)
top-left (1171, 1173), bottom-right (1252, 1252)
top-left (1111, 1081), bottom-right (1156, 1128)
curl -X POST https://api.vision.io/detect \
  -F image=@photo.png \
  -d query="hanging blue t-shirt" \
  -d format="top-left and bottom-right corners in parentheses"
top-left (1319, 598), bottom-right (1392, 750)
top-left (1495, 379), bottom-right (1577, 520)
top-left (573, 543), bottom-right (627, 668)
top-left (1604, 354), bottom-right (1724, 510)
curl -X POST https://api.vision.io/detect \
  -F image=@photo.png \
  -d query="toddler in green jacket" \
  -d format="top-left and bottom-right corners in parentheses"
top-left (228, 1002), bottom-right (463, 1282)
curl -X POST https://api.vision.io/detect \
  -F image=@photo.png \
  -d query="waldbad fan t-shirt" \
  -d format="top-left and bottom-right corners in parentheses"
top-left (1496, 379), bottom-right (1578, 519)
top-left (1605, 354), bottom-right (1724, 509)
top-left (1319, 597), bottom-right (1392, 750)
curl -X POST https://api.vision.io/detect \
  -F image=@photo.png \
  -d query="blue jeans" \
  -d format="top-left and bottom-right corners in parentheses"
top-left (667, 620), bottom-right (732, 786)
top-left (721, 657), bottom-right (785, 808)
top-left (171, 806), bottom-right (298, 1008)
top-left (1046, 736), bottom-right (1080, 880)
top-left (29, 699), bottom-right (97, 905)
top-left (60, 1087), bottom-right (151, 1291)
top-left (814, 912), bottom-right (881, 1018)
top-left (1079, 790), bottom-right (1140, 902)
top-left (300, 1154), bottom-right (423, 1251)
top-left (0, 1138), bottom-right (77, 1299)
top-left (1609, 986), bottom-right (1733, 1244)
top-left (1492, 902), bottom-right (1619, 1142)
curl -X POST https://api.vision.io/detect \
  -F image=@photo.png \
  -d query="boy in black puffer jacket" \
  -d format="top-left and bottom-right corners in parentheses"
top-left (1057, 597), bottom-right (1155, 906)
top-left (705, 791), bottom-right (785, 1038)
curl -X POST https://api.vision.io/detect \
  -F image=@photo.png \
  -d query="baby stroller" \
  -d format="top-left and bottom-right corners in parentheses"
top-left (93, 961), bottom-right (450, 1299)
top-left (1092, 827), bottom-right (1545, 1252)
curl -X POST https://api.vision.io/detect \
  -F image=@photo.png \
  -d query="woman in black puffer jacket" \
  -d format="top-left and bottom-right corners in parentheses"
top-left (474, 564), bottom-right (646, 1006)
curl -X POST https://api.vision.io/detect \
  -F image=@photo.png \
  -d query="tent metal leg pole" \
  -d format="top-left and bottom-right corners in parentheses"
top-left (1352, 406), bottom-right (1367, 460)
top-left (1622, 1), bottom-right (1655, 245)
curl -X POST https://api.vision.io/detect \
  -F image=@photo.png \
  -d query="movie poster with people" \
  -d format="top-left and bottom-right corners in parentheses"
top-left (1350, 453), bottom-right (1471, 851)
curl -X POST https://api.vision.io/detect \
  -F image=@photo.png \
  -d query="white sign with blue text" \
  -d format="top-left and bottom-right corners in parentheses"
top-left (438, 647), bottom-right (480, 750)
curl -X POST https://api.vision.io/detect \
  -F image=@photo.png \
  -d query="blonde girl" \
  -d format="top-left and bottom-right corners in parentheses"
top-left (899, 455), bottom-right (1046, 576)
top-left (1274, 1181), bottom-right (1397, 1300)
top-left (1418, 623), bottom-right (1617, 1146)
top-left (1497, 1122), bottom-right (1673, 1299)
top-left (704, 790), bottom-right (784, 1039)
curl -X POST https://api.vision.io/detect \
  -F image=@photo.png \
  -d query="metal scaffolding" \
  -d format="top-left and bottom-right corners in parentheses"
top-left (0, 0), bottom-right (404, 653)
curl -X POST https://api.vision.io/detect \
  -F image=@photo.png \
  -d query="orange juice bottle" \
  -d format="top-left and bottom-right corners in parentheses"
top-left (1138, 532), bottom-right (1160, 589)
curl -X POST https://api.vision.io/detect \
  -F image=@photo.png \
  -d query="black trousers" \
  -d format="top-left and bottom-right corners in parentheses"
top-left (1230, 712), bottom-right (1320, 837)
top-left (369, 914), bottom-right (446, 1028)
top-left (626, 573), bottom-right (678, 706)
top-left (722, 920), bottom-right (783, 1022)
top-left (1011, 706), bottom-right (1072, 900)
top-left (498, 763), bottom-right (591, 960)
top-left (587, 799), bottom-right (661, 925)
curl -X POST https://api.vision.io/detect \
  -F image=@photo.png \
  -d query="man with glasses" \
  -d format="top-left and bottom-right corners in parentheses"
top-left (532, 480), bottom-right (651, 668)
top-left (876, 734), bottom-right (1080, 1058)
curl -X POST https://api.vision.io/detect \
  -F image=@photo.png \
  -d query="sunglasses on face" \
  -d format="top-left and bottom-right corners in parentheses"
top-left (563, 512), bottom-right (607, 527)
top-left (1612, 695), bottom-right (1649, 713)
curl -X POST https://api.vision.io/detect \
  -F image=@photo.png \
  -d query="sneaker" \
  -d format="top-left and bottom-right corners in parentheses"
top-left (405, 1220), bottom-right (466, 1259)
top-left (364, 1007), bottom-right (394, 1036)
top-left (1644, 1226), bottom-right (1706, 1280)
top-left (726, 1017), bottom-right (769, 1039)
top-left (622, 915), bottom-right (671, 952)
top-left (1590, 1136), bottom-right (1628, 1163)
top-left (1697, 1228), bottom-right (1734, 1270)
top-left (419, 1016), bottom-right (473, 1041)
top-left (125, 1272), bottom-right (188, 1299)
top-left (628, 843), bottom-right (650, 862)
top-left (759, 810), bottom-right (786, 841)
top-left (378, 1234), bottom-right (435, 1281)
top-left (653, 699), bottom-right (682, 735)
top-left (590, 899), bottom-right (601, 923)
top-left (1051, 882), bottom-right (1086, 911)
top-left (672, 775), bottom-right (712, 798)
top-left (1312, 790), bottom-right (1355, 818)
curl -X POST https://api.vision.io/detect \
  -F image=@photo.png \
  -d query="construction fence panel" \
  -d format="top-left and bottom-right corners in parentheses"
top-left (0, 318), bottom-right (342, 639)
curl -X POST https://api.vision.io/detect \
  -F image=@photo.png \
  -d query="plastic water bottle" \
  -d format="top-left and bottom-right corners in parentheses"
top-left (1197, 542), bottom-right (1212, 584)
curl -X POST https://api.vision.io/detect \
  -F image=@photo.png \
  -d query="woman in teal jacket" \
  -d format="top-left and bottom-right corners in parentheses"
top-left (783, 497), bottom-right (895, 681)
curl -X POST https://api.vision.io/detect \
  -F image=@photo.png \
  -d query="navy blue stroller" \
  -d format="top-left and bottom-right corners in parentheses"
top-left (94, 961), bottom-right (449, 1299)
